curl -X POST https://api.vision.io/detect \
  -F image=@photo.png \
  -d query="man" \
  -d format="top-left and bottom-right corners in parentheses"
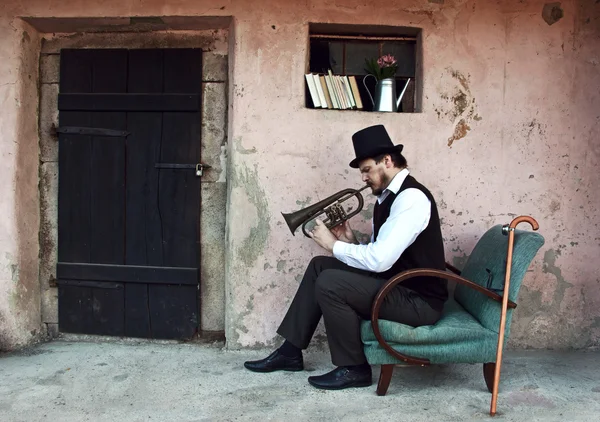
top-left (244, 124), bottom-right (447, 390)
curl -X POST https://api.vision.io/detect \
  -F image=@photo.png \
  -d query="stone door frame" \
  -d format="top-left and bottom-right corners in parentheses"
top-left (36, 25), bottom-right (230, 340)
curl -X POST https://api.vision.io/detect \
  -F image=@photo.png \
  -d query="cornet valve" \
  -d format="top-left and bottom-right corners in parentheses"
top-left (326, 204), bottom-right (347, 228)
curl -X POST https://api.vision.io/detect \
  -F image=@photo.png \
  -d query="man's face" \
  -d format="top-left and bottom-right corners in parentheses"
top-left (359, 157), bottom-right (391, 196)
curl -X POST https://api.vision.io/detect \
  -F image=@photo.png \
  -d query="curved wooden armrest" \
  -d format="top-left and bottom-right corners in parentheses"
top-left (370, 269), bottom-right (517, 366)
top-left (445, 262), bottom-right (461, 275)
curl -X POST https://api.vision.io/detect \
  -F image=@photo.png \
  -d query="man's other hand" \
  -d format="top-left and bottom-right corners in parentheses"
top-left (330, 221), bottom-right (358, 244)
top-left (308, 220), bottom-right (338, 253)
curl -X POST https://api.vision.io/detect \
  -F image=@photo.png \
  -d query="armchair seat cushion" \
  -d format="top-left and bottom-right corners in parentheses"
top-left (361, 300), bottom-right (498, 365)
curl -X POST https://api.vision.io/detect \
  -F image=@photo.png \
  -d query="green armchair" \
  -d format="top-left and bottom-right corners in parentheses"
top-left (360, 216), bottom-right (544, 416)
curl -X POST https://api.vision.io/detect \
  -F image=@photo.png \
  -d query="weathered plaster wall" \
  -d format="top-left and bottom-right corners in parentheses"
top-left (0, 0), bottom-right (598, 351)
top-left (224, 0), bottom-right (600, 351)
top-left (0, 17), bottom-right (42, 350)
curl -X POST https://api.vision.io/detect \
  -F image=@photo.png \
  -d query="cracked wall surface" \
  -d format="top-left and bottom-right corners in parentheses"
top-left (0, 0), bottom-right (599, 351)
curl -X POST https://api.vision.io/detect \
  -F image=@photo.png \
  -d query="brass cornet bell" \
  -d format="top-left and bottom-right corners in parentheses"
top-left (282, 185), bottom-right (370, 237)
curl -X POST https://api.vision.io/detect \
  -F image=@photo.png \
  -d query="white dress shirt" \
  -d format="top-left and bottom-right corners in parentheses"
top-left (332, 169), bottom-right (431, 272)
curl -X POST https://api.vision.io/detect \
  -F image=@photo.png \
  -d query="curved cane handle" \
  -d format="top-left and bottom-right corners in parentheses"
top-left (509, 215), bottom-right (539, 231)
top-left (502, 216), bottom-right (539, 236)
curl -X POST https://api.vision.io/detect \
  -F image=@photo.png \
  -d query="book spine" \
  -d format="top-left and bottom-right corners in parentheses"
top-left (305, 73), bottom-right (321, 108)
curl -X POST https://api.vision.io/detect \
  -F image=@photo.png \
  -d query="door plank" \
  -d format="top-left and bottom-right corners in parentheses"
top-left (158, 112), bottom-right (201, 268)
top-left (90, 49), bottom-right (128, 93)
top-left (152, 48), bottom-right (202, 338)
top-left (149, 284), bottom-right (198, 339)
top-left (57, 112), bottom-right (92, 263)
top-left (58, 285), bottom-right (94, 334)
top-left (163, 49), bottom-right (203, 93)
top-left (88, 49), bottom-right (128, 335)
top-left (126, 49), bottom-right (165, 267)
top-left (89, 111), bottom-right (126, 265)
top-left (125, 284), bottom-right (151, 338)
top-left (59, 49), bottom-right (92, 93)
top-left (90, 286), bottom-right (125, 336)
top-left (128, 49), bottom-right (164, 94)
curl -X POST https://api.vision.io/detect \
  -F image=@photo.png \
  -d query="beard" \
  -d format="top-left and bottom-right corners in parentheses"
top-left (370, 186), bottom-right (383, 196)
top-left (369, 171), bottom-right (391, 196)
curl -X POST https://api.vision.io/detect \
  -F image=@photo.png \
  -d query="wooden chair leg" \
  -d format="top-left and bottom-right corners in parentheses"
top-left (483, 363), bottom-right (496, 393)
top-left (376, 364), bottom-right (394, 396)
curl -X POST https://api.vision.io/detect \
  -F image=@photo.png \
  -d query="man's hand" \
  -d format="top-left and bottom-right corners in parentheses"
top-left (308, 220), bottom-right (338, 253)
top-left (330, 221), bottom-right (358, 244)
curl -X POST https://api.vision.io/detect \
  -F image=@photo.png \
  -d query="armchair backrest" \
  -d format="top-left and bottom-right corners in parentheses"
top-left (454, 225), bottom-right (545, 334)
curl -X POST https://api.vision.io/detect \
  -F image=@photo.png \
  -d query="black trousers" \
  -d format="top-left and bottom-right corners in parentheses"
top-left (277, 256), bottom-right (441, 366)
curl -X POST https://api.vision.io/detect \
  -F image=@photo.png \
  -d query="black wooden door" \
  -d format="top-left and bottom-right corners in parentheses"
top-left (57, 49), bottom-right (202, 339)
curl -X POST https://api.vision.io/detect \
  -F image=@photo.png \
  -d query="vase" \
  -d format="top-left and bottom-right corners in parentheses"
top-left (362, 76), bottom-right (411, 113)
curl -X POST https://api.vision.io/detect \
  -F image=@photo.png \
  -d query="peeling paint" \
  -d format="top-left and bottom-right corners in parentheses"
top-left (542, 3), bottom-right (564, 26)
top-left (447, 119), bottom-right (471, 147)
top-left (217, 145), bottom-right (227, 183)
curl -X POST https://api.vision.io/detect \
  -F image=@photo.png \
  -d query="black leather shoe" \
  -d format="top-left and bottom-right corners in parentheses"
top-left (244, 350), bottom-right (304, 373)
top-left (308, 366), bottom-right (372, 390)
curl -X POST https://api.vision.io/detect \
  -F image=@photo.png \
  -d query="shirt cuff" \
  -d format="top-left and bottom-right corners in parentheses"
top-left (332, 241), bottom-right (350, 261)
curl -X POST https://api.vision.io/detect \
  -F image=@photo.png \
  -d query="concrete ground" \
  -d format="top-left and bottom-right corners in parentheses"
top-left (0, 339), bottom-right (599, 422)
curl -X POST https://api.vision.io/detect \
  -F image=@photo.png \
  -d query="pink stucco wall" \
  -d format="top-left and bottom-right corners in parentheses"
top-left (0, 0), bottom-right (598, 350)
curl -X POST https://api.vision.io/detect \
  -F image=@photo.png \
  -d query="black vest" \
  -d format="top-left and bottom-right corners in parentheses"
top-left (373, 175), bottom-right (448, 311)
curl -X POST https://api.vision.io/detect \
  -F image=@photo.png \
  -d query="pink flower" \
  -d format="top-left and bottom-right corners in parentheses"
top-left (377, 54), bottom-right (397, 68)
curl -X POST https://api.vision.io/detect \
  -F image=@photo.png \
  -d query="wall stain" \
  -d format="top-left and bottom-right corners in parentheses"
top-left (235, 295), bottom-right (255, 336)
top-left (258, 281), bottom-right (278, 293)
top-left (542, 249), bottom-right (573, 309)
top-left (276, 259), bottom-right (287, 272)
top-left (235, 164), bottom-right (271, 268)
top-left (354, 230), bottom-right (370, 244)
top-left (549, 200), bottom-right (561, 214)
top-left (522, 119), bottom-right (547, 143)
top-left (295, 197), bottom-right (312, 208)
top-left (234, 136), bottom-right (257, 154)
top-left (452, 253), bottom-right (469, 270)
top-left (360, 203), bottom-right (375, 220)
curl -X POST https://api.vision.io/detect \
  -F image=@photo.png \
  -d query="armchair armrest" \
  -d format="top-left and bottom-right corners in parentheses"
top-left (370, 269), bottom-right (517, 366)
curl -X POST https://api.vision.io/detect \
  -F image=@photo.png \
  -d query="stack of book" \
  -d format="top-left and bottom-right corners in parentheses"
top-left (305, 70), bottom-right (364, 110)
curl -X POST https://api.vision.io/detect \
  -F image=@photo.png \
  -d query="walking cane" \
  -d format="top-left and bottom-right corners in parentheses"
top-left (490, 215), bottom-right (539, 416)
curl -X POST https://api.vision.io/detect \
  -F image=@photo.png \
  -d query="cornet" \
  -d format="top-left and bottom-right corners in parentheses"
top-left (281, 185), bottom-right (370, 237)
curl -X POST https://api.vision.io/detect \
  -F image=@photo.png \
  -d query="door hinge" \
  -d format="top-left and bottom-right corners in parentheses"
top-left (54, 126), bottom-right (130, 138)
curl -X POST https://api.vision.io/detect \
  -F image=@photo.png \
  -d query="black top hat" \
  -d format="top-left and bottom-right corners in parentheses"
top-left (349, 125), bottom-right (404, 168)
